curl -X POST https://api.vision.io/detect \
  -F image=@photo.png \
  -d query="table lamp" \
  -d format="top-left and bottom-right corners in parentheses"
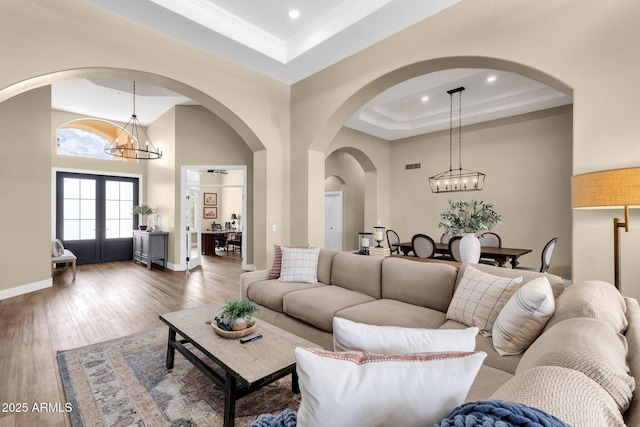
top-left (231, 213), bottom-right (238, 229)
top-left (572, 167), bottom-right (640, 291)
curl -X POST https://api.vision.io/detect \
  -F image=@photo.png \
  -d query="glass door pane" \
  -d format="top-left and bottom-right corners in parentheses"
top-left (63, 177), bottom-right (96, 240)
top-left (105, 180), bottom-right (134, 238)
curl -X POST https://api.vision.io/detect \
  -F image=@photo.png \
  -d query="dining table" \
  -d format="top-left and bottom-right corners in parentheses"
top-left (396, 242), bottom-right (532, 268)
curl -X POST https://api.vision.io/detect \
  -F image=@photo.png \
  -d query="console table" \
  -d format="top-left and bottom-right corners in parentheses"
top-left (133, 230), bottom-right (168, 269)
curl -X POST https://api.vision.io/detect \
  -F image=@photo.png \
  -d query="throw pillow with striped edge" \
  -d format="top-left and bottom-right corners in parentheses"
top-left (295, 347), bottom-right (486, 427)
top-left (268, 244), bottom-right (308, 279)
top-left (447, 265), bottom-right (522, 337)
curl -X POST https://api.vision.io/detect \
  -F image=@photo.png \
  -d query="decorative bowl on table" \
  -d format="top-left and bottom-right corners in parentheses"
top-left (210, 319), bottom-right (257, 339)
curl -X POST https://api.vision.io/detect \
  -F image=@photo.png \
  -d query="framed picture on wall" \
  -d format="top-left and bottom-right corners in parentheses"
top-left (204, 207), bottom-right (217, 219)
top-left (204, 192), bottom-right (217, 206)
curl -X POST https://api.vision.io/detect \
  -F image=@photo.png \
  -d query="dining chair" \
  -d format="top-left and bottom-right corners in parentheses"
top-left (440, 233), bottom-right (452, 244)
top-left (478, 232), bottom-right (502, 266)
top-left (448, 236), bottom-right (463, 262)
top-left (411, 234), bottom-right (436, 258)
top-left (516, 237), bottom-right (558, 273)
top-left (386, 229), bottom-right (401, 254)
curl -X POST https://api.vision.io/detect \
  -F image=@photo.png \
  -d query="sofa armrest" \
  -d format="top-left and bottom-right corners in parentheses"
top-left (240, 269), bottom-right (270, 299)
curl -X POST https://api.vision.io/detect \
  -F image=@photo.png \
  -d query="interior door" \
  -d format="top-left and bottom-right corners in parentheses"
top-left (325, 192), bottom-right (343, 251)
top-left (56, 172), bottom-right (139, 264)
top-left (186, 189), bottom-right (201, 269)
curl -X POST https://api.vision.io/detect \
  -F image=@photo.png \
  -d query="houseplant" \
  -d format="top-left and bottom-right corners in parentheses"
top-left (215, 298), bottom-right (259, 331)
top-left (437, 200), bottom-right (502, 263)
top-left (132, 205), bottom-right (155, 230)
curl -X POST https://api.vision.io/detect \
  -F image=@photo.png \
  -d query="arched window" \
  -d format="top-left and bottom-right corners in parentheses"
top-left (56, 119), bottom-right (135, 162)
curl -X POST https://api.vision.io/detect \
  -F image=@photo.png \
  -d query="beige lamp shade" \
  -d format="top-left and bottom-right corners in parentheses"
top-left (572, 167), bottom-right (640, 209)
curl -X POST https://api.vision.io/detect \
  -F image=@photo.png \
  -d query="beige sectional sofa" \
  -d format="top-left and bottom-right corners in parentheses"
top-left (240, 249), bottom-right (640, 426)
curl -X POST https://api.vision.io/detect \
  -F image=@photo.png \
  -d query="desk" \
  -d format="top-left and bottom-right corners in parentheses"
top-left (202, 231), bottom-right (232, 255)
top-left (398, 242), bottom-right (531, 268)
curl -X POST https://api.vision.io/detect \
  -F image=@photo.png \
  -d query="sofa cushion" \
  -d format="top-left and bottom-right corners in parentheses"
top-left (246, 279), bottom-right (325, 313)
top-left (543, 280), bottom-right (628, 334)
top-left (492, 276), bottom-right (555, 356)
top-left (456, 263), bottom-right (565, 299)
top-left (316, 249), bottom-right (338, 285)
top-left (336, 299), bottom-right (447, 330)
top-left (518, 318), bottom-right (634, 411)
top-left (283, 286), bottom-right (376, 332)
top-left (330, 252), bottom-right (383, 299)
top-left (269, 244), bottom-right (308, 279)
top-left (332, 317), bottom-right (478, 353)
top-left (381, 257), bottom-right (458, 312)
top-left (439, 319), bottom-right (521, 375)
top-left (491, 366), bottom-right (625, 427)
top-left (465, 365), bottom-right (514, 402)
top-left (447, 265), bottom-right (522, 337)
top-left (295, 347), bottom-right (486, 427)
top-left (278, 246), bottom-right (320, 283)
top-left (623, 297), bottom-right (640, 427)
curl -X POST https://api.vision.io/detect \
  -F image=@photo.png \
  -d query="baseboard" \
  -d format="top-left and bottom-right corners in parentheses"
top-left (0, 279), bottom-right (52, 301)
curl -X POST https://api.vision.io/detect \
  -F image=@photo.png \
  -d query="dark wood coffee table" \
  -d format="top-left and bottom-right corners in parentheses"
top-left (159, 303), bottom-right (319, 427)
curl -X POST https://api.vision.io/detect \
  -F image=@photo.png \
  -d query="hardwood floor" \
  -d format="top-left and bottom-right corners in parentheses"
top-left (0, 250), bottom-right (245, 427)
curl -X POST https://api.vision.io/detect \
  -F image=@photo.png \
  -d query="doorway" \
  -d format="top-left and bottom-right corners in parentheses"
top-left (180, 165), bottom-right (248, 271)
top-left (325, 191), bottom-right (343, 251)
top-left (55, 171), bottom-right (140, 264)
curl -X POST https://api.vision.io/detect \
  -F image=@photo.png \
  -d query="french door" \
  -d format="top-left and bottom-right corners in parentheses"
top-left (56, 172), bottom-right (139, 264)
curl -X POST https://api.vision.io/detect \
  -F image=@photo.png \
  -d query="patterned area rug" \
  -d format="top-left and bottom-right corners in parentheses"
top-left (57, 328), bottom-right (300, 427)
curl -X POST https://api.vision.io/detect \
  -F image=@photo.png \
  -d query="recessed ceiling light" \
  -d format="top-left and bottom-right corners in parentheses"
top-left (421, 96), bottom-right (429, 102)
top-left (288, 9), bottom-right (300, 19)
top-left (487, 76), bottom-right (497, 82)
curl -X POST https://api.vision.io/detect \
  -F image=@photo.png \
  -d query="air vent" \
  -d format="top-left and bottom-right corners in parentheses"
top-left (405, 163), bottom-right (421, 170)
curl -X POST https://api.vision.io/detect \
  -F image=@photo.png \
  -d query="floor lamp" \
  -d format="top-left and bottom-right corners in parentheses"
top-left (571, 167), bottom-right (640, 291)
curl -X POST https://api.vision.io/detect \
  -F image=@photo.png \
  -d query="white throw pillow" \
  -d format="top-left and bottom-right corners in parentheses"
top-left (493, 276), bottom-right (556, 356)
top-left (447, 265), bottom-right (522, 337)
top-left (278, 246), bottom-right (320, 284)
top-left (52, 239), bottom-right (64, 257)
top-left (333, 317), bottom-right (478, 353)
top-left (295, 347), bottom-right (486, 427)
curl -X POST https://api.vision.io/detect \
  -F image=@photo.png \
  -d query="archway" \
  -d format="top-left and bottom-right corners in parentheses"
top-left (303, 57), bottom-right (573, 277)
top-left (0, 68), bottom-right (266, 272)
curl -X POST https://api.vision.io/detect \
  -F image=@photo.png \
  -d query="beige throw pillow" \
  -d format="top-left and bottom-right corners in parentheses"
top-left (446, 265), bottom-right (522, 337)
top-left (493, 276), bottom-right (555, 356)
top-left (295, 347), bottom-right (486, 427)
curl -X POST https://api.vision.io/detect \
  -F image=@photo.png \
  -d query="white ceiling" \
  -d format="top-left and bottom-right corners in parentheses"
top-left (52, 1), bottom-right (572, 139)
top-left (84, 0), bottom-right (461, 84)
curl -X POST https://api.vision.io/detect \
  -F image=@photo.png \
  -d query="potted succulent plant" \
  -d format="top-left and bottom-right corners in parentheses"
top-left (216, 298), bottom-right (259, 331)
top-left (132, 204), bottom-right (155, 230)
top-left (438, 200), bottom-right (502, 263)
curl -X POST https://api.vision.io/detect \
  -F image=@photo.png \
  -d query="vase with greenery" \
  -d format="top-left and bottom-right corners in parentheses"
top-left (437, 199), bottom-right (502, 236)
top-left (438, 200), bottom-right (502, 263)
top-left (132, 205), bottom-right (155, 230)
top-left (215, 298), bottom-right (259, 331)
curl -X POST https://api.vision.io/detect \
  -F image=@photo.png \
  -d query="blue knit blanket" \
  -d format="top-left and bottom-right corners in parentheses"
top-left (249, 400), bottom-right (569, 427)
top-left (249, 409), bottom-right (297, 427)
top-left (434, 400), bottom-right (570, 427)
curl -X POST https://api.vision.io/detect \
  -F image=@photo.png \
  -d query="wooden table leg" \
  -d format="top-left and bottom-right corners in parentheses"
top-left (224, 372), bottom-right (237, 427)
top-left (166, 328), bottom-right (176, 369)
